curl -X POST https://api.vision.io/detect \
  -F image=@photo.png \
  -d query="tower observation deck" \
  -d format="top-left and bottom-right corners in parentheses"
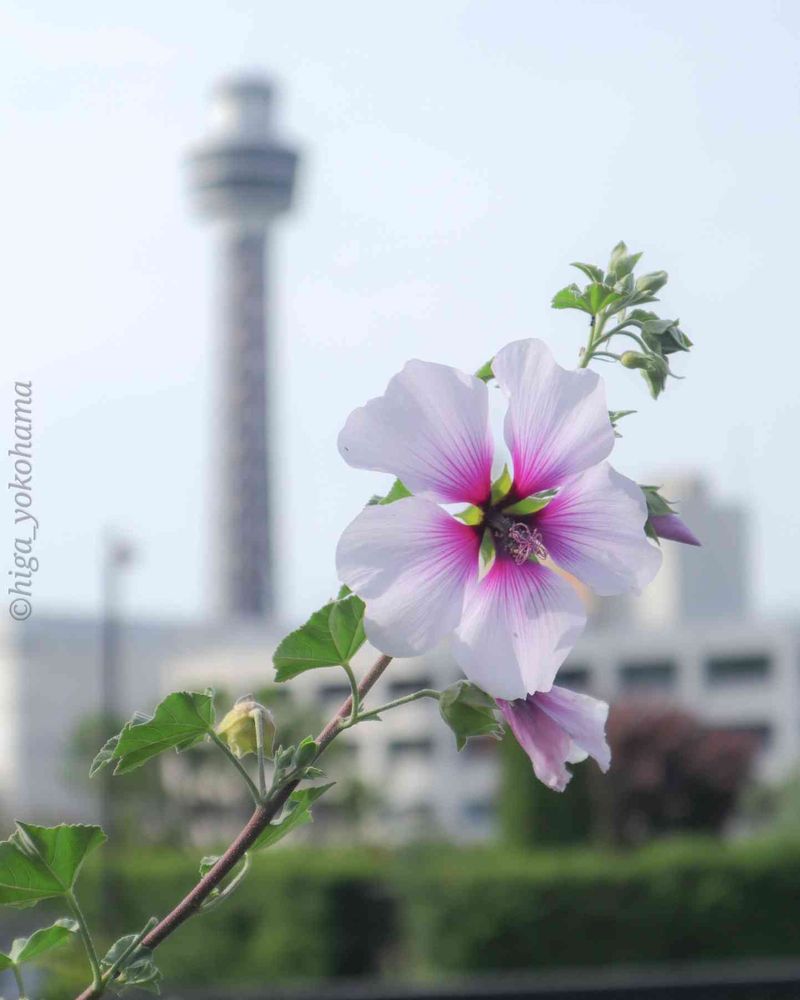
top-left (187, 75), bottom-right (299, 620)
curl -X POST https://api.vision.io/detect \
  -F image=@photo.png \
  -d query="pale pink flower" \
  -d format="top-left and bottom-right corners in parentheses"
top-left (498, 686), bottom-right (611, 791)
top-left (336, 339), bottom-right (661, 700)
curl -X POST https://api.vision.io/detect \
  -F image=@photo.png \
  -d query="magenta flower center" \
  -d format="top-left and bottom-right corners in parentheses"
top-left (487, 512), bottom-right (548, 565)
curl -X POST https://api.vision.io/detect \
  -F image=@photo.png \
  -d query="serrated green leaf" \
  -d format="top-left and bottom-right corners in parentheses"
top-left (455, 505), bottom-right (484, 526)
top-left (551, 284), bottom-right (592, 313)
top-left (90, 733), bottom-right (120, 777)
top-left (0, 823), bottom-right (106, 908)
top-left (570, 262), bottom-right (604, 282)
top-left (438, 681), bottom-right (504, 751)
top-left (252, 784), bottom-right (334, 851)
top-left (478, 527), bottom-right (496, 582)
top-left (502, 489), bottom-right (558, 516)
top-left (586, 282), bottom-right (621, 315)
top-left (274, 593), bottom-right (366, 682)
top-left (106, 692), bottom-right (215, 775)
top-left (490, 464), bottom-right (512, 505)
top-left (8, 918), bottom-right (78, 965)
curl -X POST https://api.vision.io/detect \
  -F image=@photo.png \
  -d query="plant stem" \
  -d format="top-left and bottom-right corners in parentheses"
top-left (341, 662), bottom-right (360, 725)
top-left (357, 688), bottom-right (440, 722)
top-left (252, 710), bottom-right (268, 799)
top-left (209, 732), bottom-right (262, 806)
top-left (67, 890), bottom-right (102, 991)
top-left (12, 963), bottom-right (27, 1000)
top-left (73, 653), bottom-right (394, 1000)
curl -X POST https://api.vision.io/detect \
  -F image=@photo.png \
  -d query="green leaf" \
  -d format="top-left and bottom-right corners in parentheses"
top-left (103, 692), bottom-right (216, 775)
top-left (551, 284), bottom-right (592, 314)
top-left (455, 505), bottom-right (484, 526)
top-left (619, 351), bottom-right (670, 399)
top-left (438, 681), bottom-right (504, 751)
top-left (368, 479), bottom-right (411, 505)
top-left (586, 282), bottom-right (621, 316)
top-left (198, 855), bottom-right (220, 877)
top-left (0, 823), bottom-right (106, 908)
top-left (7, 918), bottom-right (78, 965)
top-left (199, 855), bottom-right (252, 912)
top-left (502, 489), bottom-right (558, 516)
top-left (328, 593), bottom-right (367, 664)
top-left (474, 359), bottom-right (494, 382)
top-left (478, 527), bottom-right (496, 582)
top-left (101, 936), bottom-right (162, 993)
top-left (274, 592), bottom-right (366, 682)
top-left (89, 733), bottom-right (120, 778)
top-left (252, 784), bottom-right (334, 851)
top-left (608, 409), bottom-right (636, 437)
top-left (490, 464), bottom-right (513, 505)
top-left (570, 262), bottom-right (604, 282)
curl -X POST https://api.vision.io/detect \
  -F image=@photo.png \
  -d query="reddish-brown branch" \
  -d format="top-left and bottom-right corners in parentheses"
top-left (74, 654), bottom-right (393, 1000)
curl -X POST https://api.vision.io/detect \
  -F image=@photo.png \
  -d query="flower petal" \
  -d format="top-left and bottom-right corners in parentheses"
top-left (536, 686), bottom-right (611, 773)
top-left (537, 462), bottom-right (662, 596)
top-left (336, 496), bottom-right (478, 657)
top-left (498, 686), bottom-right (610, 792)
top-left (493, 339), bottom-right (615, 495)
top-left (338, 360), bottom-right (493, 505)
top-left (650, 513), bottom-right (701, 547)
top-left (452, 558), bottom-right (586, 700)
top-left (498, 697), bottom-right (573, 791)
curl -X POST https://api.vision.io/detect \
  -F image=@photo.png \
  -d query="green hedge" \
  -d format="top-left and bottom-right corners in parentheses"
top-left (42, 837), bottom-right (800, 995)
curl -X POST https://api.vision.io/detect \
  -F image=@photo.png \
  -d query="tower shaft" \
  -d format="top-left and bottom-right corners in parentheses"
top-left (217, 228), bottom-right (273, 618)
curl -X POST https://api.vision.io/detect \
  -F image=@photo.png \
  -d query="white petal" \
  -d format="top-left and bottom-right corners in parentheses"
top-left (451, 558), bottom-right (586, 700)
top-left (537, 463), bottom-right (662, 595)
top-left (338, 360), bottom-right (493, 505)
top-left (336, 497), bottom-right (478, 657)
top-left (492, 339), bottom-right (615, 495)
top-left (536, 686), bottom-right (611, 773)
top-left (499, 698), bottom-right (574, 791)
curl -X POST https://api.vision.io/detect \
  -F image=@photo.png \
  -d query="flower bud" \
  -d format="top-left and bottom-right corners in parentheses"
top-left (635, 270), bottom-right (668, 294)
top-left (216, 697), bottom-right (276, 759)
top-left (620, 351), bottom-right (648, 370)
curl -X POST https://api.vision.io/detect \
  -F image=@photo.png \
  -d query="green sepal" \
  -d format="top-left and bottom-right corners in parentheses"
top-left (478, 528), bottom-right (496, 581)
top-left (608, 409), bottom-right (636, 437)
top-left (0, 918), bottom-right (78, 969)
top-left (490, 465), bottom-right (513, 505)
top-left (274, 591), bottom-right (366, 682)
top-left (474, 359), bottom-right (494, 382)
top-left (438, 681), bottom-right (504, 751)
top-left (635, 270), bottom-right (668, 294)
top-left (0, 823), bottom-right (106, 908)
top-left (641, 485), bottom-right (676, 518)
top-left (93, 691), bottom-right (216, 776)
top-left (252, 784), bottom-right (334, 851)
top-left (455, 505), bottom-right (484, 526)
top-left (367, 479), bottom-right (412, 506)
top-left (502, 489), bottom-right (558, 516)
top-left (607, 241), bottom-right (642, 281)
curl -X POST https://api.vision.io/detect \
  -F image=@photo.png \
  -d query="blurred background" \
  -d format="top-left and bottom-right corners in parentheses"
top-left (2, 1), bottom-right (800, 997)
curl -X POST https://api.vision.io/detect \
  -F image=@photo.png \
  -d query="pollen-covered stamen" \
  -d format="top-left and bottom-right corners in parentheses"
top-left (506, 522), bottom-right (548, 565)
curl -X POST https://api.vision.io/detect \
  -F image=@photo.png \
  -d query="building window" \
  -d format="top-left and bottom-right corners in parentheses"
top-left (706, 654), bottom-right (771, 685)
top-left (558, 666), bottom-right (591, 691)
top-left (619, 660), bottom-right (676, 690)
top-left (318, 681), bottom-right (352, 703)
top-left (388, 678), bottom-right (433, 699)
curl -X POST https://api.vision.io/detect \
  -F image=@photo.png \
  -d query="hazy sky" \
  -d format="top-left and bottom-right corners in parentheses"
top-left (2, 0), bottom-right (798, 626)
